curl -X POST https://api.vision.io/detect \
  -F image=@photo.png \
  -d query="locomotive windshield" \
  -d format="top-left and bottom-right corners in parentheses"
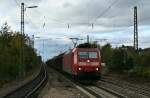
top-left (79, 52), bottom-right (97, 58)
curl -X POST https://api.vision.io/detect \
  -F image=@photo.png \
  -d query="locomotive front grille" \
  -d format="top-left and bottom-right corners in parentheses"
top-left (78, 62), bottom-right (99, 66)
top-left (90, 62), bottom-right (99, 66)
top-left (78, 62), bottom-right (86, 66)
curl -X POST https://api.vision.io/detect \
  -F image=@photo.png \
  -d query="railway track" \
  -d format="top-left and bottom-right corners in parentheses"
top-left (67, 77), bottom-right (127, 98)
top-left (46, 66), bottom-right (149, 98)
top-left (76, 76), bottom-right (150, 98)
top-left (80, 84), bottom-right (127, 98)
top-left (2, 65), bottom-right (47, 98)
top-left (96, 76), bottom-right (150, 98)
top-left (102, 76), bottom-right (150, 94)
top-left (48, 67), bottom-right (126, 98)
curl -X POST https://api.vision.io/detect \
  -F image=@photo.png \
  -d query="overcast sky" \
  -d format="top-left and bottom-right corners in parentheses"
top-left (0, 0), bottom-right (150, 61)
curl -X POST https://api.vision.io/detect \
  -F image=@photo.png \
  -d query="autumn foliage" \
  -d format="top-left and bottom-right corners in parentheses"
top-left (0, 22), bottom-right (40, 81)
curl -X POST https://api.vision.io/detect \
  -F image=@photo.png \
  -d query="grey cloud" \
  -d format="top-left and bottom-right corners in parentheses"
top-left (0, 0), bottom-right (150, 60)
top-left (62, 2), bottom-right (72, 8)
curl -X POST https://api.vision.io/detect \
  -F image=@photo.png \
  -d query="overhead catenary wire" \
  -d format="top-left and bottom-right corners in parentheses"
top-left (13, 0), bottom-right (20, 7)
top-left (13, 0), bottom-right (149, 29)
top-left (27, 0), bottom-right (120, 31)
top-left (90, 0), bottom-right (142, 31)
top-left (92, 0), bottom-right (118, 25)
top-left (90, 0), bottom-right (150, 46)
top-left (26, 15), bottom-right (39, 29)
top-left (12, 0), bottom-right (150, 46)
top-left (140, 17), bottom-right (150, 23)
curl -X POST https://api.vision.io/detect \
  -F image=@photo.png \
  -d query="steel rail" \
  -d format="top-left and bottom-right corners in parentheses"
top-left (25, 65), bottom-right (47, 98)
top-left (100, 77), bottom-right (150, 97)
top-left (2, 65), bottom-right (47, 98)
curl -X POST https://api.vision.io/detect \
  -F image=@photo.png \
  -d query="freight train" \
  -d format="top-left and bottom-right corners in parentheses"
top-left (46, 43), bottom-right (101, 80)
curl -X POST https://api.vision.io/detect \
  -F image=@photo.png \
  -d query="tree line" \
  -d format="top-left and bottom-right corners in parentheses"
top-left (101, 43), bottom-right (150, 78)
top-left (0, 22), bottom-right (41, 82)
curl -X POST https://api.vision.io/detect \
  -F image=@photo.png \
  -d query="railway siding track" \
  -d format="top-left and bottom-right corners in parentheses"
top-left (96, 76), bottom-right (150, 98)
top-left (82, 85), bottom-right (124, 98)
top-left (2, 65), bottom-right (47, 98)
top-left (77, 77), bottom-right (150, 98)
top-left (102, 76), bottom-right (150, 95)
top-left (94, 84), bottom-right (127, 98)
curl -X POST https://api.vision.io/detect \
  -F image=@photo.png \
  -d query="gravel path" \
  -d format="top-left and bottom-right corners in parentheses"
top-left (38, 67), bottom-right (89, 98)
top-left (0, 67), bottom-right (40, 98)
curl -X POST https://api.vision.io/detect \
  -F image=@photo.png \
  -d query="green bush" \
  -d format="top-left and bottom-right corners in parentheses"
top-left (129, 67), bottom-right (150, 78)
top-left (101, 44), bottom-right (150, 78)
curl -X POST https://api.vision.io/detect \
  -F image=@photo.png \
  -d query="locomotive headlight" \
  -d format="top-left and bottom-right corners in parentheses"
top-left (78, 67), bottom-right (82, 70)
top-left (96, 68), bottom-right (99, 71)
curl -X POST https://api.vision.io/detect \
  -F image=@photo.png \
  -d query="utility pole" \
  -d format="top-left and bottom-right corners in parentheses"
top-left (87, 35), bottom-right (89, 43)
top-left (21, 3), bottom-right (25, 35)
top-left (19, 3), bottom-right (25, 77)
top-left (20, 3), bottom-right (38, 76)
top-left (21, 3), bottom-right (38, 35)
top-left (134, 6), bottom-right (138, 50)
top-left (43, 40), bottom-right (44, 61)
top-left (32, 35), bottom-right (34, 48)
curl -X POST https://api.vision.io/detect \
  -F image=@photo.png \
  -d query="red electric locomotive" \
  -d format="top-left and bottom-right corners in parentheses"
top-left (63, 48), bottom-right (101, 79)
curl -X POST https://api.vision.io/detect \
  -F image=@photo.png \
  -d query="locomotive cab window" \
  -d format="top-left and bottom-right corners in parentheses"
top-left (78, 52), bottom-right (97, 58)
top-left (89, 52), bottom-right (97, 58)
